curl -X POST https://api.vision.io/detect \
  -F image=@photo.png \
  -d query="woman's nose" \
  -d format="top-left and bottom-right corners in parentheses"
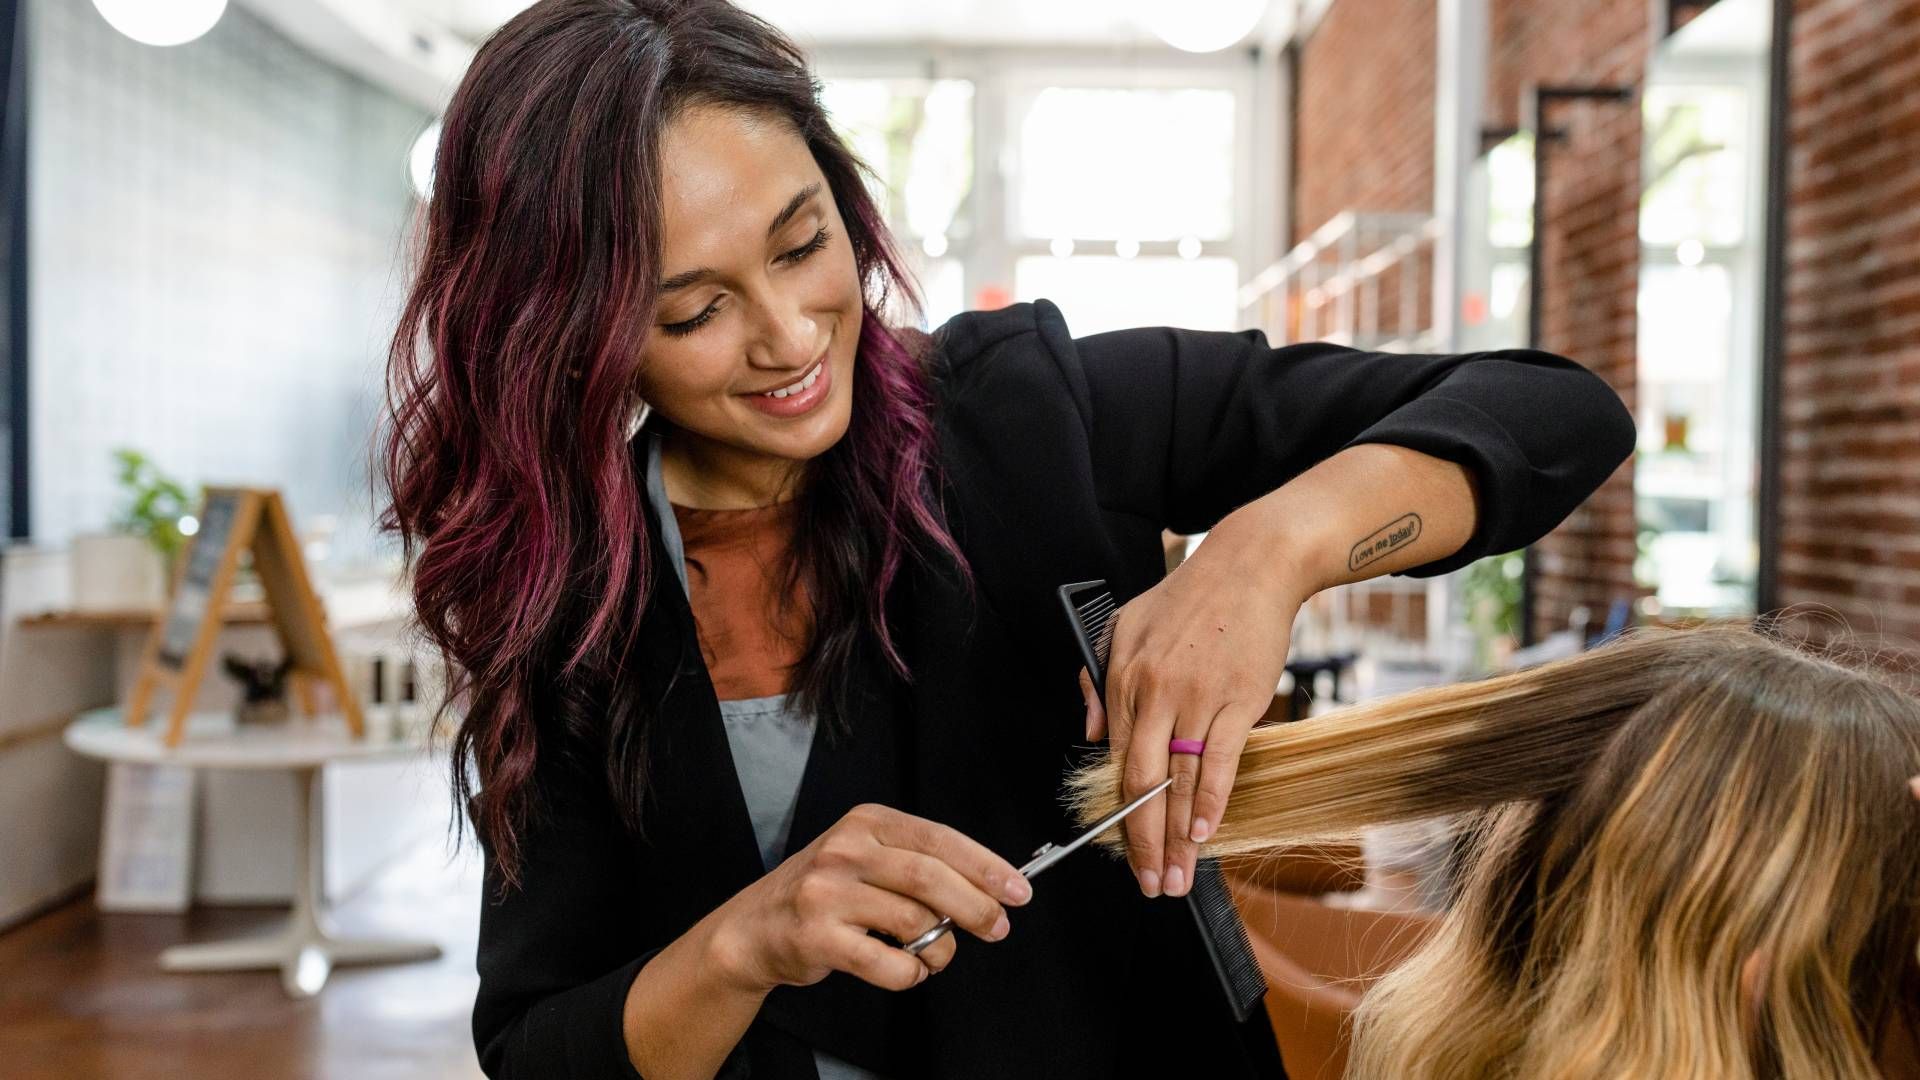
top-left (752, 298), bottom-right (820, 370)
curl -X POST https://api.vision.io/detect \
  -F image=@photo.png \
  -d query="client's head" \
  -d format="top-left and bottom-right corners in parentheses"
top-left (1064, 620), bottom-right (1920, 1078)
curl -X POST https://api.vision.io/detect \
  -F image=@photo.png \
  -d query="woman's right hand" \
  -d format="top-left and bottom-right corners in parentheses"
top-left (709, 802), bottom-right (1032, 994)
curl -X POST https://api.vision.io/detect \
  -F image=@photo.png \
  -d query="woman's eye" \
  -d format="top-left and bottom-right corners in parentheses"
top-left (659, 228), bottom-right (832, 339)
top-left (781, 226), bottom-right (831, 264)
top-left (661, 305), bottom-right (716, 338)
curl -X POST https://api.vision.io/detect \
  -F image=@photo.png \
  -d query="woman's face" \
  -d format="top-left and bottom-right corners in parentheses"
top-left (640, 104), bottom-right (864, 489)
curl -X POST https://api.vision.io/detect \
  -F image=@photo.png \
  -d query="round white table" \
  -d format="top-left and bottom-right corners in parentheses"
top-left (63, 707), bottom-right (444, 998)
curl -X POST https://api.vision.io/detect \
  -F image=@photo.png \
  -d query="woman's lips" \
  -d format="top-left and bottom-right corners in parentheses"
top-left (741, 357), bottom-right (831, 418)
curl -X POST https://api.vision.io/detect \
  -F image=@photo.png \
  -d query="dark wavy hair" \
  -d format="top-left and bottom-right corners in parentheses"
top-left (379, 0), bottom-right (967, 888)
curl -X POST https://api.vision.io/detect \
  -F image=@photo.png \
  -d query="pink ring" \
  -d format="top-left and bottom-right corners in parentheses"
top-left (1168, 738), bottom-right (1206, 755)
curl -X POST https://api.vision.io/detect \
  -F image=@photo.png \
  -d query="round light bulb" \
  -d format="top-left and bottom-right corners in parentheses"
top-left (1135, 0), bottom-right (1269, 53)
top-left (409, 121), bottom-right (442, 202)
top-left (922, 232), bottom-right (949, 259)
top-left (1050, 237), bottom-right (1076, 258)
top-left (1116, 238), bottom-right (1140, 259)
top-left (91, 0), bottom-right (227, 47)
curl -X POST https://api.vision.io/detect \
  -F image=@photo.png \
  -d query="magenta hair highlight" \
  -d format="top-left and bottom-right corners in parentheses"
top-left (379, 0), bottom-right (968, 887)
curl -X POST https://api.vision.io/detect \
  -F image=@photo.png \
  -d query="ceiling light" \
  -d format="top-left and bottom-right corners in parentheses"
top-left (1135, 0), bottom-right (1269, 53)
top-left (90, 0), bottom-right (227, 47)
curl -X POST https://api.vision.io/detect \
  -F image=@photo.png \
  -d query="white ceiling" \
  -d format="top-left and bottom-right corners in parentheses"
top-left (410, 0), bottom-right (1298, 49)
top-left (237, 0), bottom-right (1299, 114)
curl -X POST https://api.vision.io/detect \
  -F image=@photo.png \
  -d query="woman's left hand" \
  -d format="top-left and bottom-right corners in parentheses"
top-left (1080, 529), bottom-right (1314, 898)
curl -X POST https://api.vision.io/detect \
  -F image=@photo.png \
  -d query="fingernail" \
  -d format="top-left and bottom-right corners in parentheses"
top-left (1138, 868), bottom-right (1161, 897)
top-left (1004, 876), bottom-right (1032, 904)
top-left (1190, 817), bottom-right (1211, 843)
top-left (990, 913), bottom-right (1010, 940)
top-left (1165, 864), bottom-right (1187, 897)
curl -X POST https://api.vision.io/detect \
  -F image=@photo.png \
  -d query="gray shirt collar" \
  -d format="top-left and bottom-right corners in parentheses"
top-left (643, 432), bottom-right (691, 596)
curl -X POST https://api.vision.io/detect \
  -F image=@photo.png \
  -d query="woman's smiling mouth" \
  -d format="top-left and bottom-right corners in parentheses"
top-left (740, 356), bottom-right (831, 417)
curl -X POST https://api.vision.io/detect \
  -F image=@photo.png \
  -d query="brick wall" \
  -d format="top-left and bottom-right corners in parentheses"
top-left (1776, 0), bottom-right (1920, 649)
top-left (1292, 0), bottom-right (1437, 244)
top-left (1484, 0), bottom-right (1647, 642)
top-left (1291, 0), bottom-right (1920, 652)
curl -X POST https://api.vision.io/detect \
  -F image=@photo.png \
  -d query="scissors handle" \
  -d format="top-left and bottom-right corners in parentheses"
top-left (902, 844), bottom-right (1049, 956)
top-left (901, 779), bottom-right (1173, 957)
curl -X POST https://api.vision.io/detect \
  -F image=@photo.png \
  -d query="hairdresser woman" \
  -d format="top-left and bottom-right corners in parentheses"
top-left (380, 3), bottom-right (1634, 1079)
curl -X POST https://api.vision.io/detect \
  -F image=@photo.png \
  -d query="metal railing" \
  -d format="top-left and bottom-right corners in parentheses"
top-left (1238, 211), bottom-right (1442, 353)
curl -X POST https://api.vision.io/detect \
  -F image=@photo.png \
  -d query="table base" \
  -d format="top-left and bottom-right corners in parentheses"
top-left (160, 928), bottom-right (443, 998)
top-left (154, 764), bottom-right (443, 998)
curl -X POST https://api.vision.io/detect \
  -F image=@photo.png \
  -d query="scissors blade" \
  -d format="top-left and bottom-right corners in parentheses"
top-left (1020, 776), bottom-right (1174, 880)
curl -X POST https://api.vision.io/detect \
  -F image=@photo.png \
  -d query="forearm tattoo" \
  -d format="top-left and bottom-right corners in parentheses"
top-left (1348, 512), bottom-right (1423, 573)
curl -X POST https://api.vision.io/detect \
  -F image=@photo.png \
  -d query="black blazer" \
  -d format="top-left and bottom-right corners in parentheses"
top-left (469, 298), bottom-right (1637, 1079)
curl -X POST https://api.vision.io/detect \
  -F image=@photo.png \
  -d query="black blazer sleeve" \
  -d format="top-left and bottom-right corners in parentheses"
top-left (470, 758), bottom-right (707, 1080)
top-left (1052, 302), bottom-right (1637, 578)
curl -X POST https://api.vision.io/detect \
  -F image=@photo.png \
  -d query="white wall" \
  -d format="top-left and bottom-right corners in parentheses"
top-left (25, 0), bottom-right (430, 566)
top-left (3, 0), bottom-right (443, 928)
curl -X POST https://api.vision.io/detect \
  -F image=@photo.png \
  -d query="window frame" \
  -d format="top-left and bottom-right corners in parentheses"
top-left (1633, 40), bottom-right (1775, 617)
top-left (812, 43), bottom-right (1260, 328)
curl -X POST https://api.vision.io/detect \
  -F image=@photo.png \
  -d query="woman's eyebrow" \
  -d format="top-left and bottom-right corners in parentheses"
top-left (657, 182), bottom-right (823, 294)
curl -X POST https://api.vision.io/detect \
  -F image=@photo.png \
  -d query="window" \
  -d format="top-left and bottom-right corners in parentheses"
top-left (820, 75), bottom-right (975, 330)
top-left (1011, 86), bottom-right (1234, 241)
top-left (1014, 254), bottom-right (1240, 333)
top-left (818, 49), bottom-right (1256, 339)
top-left (1634, 0), bottom-right (1772, 617)
top-left (1456, 130), bottom-right (1533, 354)
top-left (1003, 75), bottom-right (1245, 335)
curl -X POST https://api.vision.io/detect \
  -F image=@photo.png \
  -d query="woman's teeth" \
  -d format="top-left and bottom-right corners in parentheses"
top-left (763, 362), bottom-right (822, 399)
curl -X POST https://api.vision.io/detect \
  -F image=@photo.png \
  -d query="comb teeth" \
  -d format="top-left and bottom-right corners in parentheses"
top-left (1187, 859), bottom-right (1269, 1024)
top-left (1074, 591), bottom-right (1118, 668)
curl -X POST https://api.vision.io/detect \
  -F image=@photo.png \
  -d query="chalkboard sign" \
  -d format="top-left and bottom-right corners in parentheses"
top-left (155, 490), bottom-right (240, 668)
top-left (125, 487), bottom-right (364, 747)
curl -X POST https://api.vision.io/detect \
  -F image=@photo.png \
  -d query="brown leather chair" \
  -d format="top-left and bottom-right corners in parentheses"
top-left (1219, 847), bottom-right (1365, 897)
top-left (1230, 878), bottom-right (1920, 1078)
top-left (1228, 879), bottom-right (1435, 1080)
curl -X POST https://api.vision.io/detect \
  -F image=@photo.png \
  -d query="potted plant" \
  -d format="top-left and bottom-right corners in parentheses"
top-left (70, 449), bottom-right (196, 611)
top-left (1459, 548), bottom-right (1524, 673)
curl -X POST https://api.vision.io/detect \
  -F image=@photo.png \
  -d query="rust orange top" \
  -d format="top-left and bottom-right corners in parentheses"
top-left (670, 499), bottom-right (812, 701)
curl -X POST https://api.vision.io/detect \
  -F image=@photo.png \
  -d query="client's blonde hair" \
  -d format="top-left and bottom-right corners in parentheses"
top-left (1064, 621), bottom-right (1920, 1079)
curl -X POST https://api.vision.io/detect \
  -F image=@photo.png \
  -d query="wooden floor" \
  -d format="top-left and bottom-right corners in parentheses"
top-left (0, 837), bottom-right (487, 1080)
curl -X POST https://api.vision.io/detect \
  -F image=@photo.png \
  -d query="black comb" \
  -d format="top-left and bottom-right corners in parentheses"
top-left (1057, 579), bottom-right (1268, 1025)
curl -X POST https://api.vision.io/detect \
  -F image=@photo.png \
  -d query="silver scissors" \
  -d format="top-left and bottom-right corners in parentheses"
top-left (901, 776), bottom-right (1174, 957)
